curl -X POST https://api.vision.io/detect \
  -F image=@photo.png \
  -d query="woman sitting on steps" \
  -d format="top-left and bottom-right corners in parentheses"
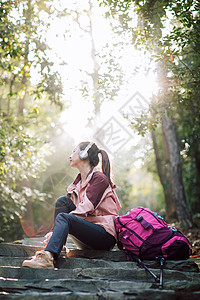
top-left (22, 141), bottom-right (121, 268)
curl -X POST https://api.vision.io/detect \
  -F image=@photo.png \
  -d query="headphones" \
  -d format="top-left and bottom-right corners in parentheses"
top-left (79, 142), bottom-right (94, 160)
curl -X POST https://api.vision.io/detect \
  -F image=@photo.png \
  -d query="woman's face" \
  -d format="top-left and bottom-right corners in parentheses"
top-left (69, 145), bottom-right (81, 168)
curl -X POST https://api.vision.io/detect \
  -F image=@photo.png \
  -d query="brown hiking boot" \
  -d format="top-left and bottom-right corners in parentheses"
top-left (22, 250), bottom-right (54, 269)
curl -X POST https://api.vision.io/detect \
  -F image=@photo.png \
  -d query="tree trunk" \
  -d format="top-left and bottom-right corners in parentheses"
top-left (18, 0), bottom-right (31, 116)
top-left (162, 111), bottom-right (195, 228)
top-left (191, 142), bottom-right (200, 210)
top-left (161, 127), bottom-right (176, 219)
top-left (151, 130), bottom-right (176, 219)
top-left (88, 0), bottom-right (100, 117)
top-left (8, 74), bottom-right (16, 115)
top-left (73, 0), bottom-right (101, 119)
top-left (18, 74), bottom-right (27, 116)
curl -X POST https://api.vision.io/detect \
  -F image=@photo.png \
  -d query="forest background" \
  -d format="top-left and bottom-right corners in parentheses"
top-left (0, 0), bottom-right (199, 243)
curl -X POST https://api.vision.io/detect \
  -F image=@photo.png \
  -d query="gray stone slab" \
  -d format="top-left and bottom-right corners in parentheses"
top-left (0, 291), bottom-right (97, 299)
top-left (21, 238), bottom-right (44, 247)
top-left (0, 290), bottom-right (200, 300)
top-left (0, 255), bottom-right (198, 274)
top-left (0, 257), bottom-right (26, 267)
top-left (0, 244), bottom-right (199, 273)
top-left (1, 242), bottom-right (200, 299)
top-left (1, 265), bottom-right (200, 282)
top-left (79, 266), bottom-right (193, 281)
top-left (67, 248), bottom-right (127, 261)
top-left (55, 257), bottom-right (199, 272)
top-left (0, 244), bottom-right (44, 258)
top-left (150, 259), bottom-right (199, 272)
top-left (21, 237), bottom-right (77, 249)
top-left (0, 255), bottom-right (199, 274)
top-left (0, 277), bottom-right (153, 293)
top-left (0, 244), bottom-right (125, 260)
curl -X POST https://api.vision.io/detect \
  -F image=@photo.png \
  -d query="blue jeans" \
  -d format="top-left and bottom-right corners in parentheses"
top-left (45, 196), bottom-right (116, 258)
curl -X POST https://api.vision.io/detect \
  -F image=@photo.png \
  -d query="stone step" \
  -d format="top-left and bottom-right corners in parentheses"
top-left (0, 265), bottom-right (199, 282)
top-left (0, 243), bottom-right (200, 299)
top-left (1, 289), bottom-right (200, 300)
top-left (0, 243), bottom-right (44, 258)
top-left (0, 278), bottom-right (152, 293)
top-left (0, 256), bottom-right (199, 273)
top-left (0, 275), bottom-right (200, 293)
top-left (55, 257), bottom-right (200, 272)
top-left (0, 243), bottom-right (199, 272)
top-left (0, 243), bottom-right (126, 260)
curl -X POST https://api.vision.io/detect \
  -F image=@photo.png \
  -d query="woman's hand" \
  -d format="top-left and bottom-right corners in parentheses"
top-left (43, 232), bottom-right (53, 247)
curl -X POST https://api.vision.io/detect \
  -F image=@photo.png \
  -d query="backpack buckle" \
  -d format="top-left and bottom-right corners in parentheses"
top-left (135, 215), bottom-right (143, 222)
top-left (135, 215), bottom-right (154, 230)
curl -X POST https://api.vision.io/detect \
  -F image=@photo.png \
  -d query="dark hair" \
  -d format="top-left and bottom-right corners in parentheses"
top-left (79, 141), bottom-right (113, 187)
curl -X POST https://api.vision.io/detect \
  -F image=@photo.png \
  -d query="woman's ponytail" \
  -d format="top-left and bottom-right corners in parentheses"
top-left (99, 149), bottom-right (113, 187)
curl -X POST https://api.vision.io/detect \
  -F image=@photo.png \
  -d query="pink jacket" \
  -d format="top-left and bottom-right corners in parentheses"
top-left (67, 167), bottom-right (121, 240)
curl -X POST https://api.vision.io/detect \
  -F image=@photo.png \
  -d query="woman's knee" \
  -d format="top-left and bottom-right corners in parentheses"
top-left (55, 196), bottom-right (70, 208)
top-left (55, 212), bottom-right (74, 227)
top-left (55, 196), bottom-right (67, 208)
top-left (54, 196), bottom-right (76, 220)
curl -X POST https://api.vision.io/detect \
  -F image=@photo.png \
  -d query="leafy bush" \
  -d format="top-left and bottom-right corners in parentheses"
top-left (0, 115), bottom-right (51, 242)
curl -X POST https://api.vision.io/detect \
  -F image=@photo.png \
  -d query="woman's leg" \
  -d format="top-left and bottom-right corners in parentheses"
top-left (54, 196), bottom-right (76, 220)
top-left (44, 196), bottom-right (76, 245)
top-left (22, 197), bottom-right (76, 269)
top-left (22, 211), bottom-right (116, 268)
top-left (45, 212), bottom-right (116, 259)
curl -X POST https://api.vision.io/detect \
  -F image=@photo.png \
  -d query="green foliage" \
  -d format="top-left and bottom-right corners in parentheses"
top-left (128, 110), bottom-right (160, 137)
top-left (0, 0), bottom-right (64, 241)
top-left (97, 43), bottom-right (124, 102)
top-left (99, 0), bottom-right (200, 215)
top-left (0, 114), bottom-right (51, 241)
top-left (0, 0), bottom-right (63, 116)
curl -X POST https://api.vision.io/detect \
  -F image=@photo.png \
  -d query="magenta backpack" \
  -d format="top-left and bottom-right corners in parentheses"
top-left (115, 207), bottom-right (192, 260)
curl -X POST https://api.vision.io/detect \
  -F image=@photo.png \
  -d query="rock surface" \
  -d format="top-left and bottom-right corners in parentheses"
top-left (0, 240), bottom-right (200, 299)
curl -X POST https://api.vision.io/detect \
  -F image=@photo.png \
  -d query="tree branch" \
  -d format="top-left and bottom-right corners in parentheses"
top-left (175, 55), bottom-right (195, 77)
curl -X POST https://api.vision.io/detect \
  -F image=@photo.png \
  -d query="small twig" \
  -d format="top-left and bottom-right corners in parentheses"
top-left (175, 55), bottom-right (195, 77)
